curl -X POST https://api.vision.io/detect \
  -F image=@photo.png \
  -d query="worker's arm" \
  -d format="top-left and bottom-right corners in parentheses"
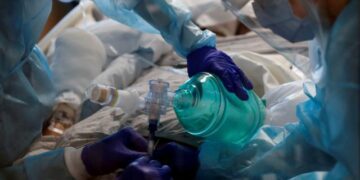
top-left (93, 0), bottom-right (216, 58)
top-left (0, 148), bottom-right (74, 180)
top-left (93, 0), bottom-right (253, 100)
top-left (0, 127), bottom-right (150, 180)
top-left (236, 129), bottom-right (336, 179)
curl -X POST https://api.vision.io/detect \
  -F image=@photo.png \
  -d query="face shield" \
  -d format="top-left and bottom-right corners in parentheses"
top-left (291, 0), bottom-right (351, 84)
top-left (221, 0), bottom-right (316, 76)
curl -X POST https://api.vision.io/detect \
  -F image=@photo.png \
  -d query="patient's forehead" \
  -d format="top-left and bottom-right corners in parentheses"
top-left (289, 0), bottom-right (349, 24)
top-left (289, 0), bottom-right (307, 19)
top-left (55, 103), bottom-right (76, 118)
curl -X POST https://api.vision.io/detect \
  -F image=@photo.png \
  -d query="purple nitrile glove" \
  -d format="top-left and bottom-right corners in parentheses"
top-left (81, 127), bottom-right (148, 176)
top-left (117, 156), bottom-right (172, 180)
top-left (187, 46), bottom-right (253, 100)
top-left (153, 142), bottom-right (199, 179)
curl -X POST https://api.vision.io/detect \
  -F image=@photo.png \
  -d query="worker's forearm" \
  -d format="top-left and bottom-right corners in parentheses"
top-left (0, 148), bottom-right (75, 180)
top-left (238, 130), bottom-right (336, 179)
top-left (133, 0), bottom-right (216, 57)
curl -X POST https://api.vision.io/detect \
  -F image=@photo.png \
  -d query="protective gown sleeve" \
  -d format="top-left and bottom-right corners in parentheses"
top-left (236, 129), bottom-right (336, 179)
top-left (0, 0), bottom-right (51, 78)
top-left (0, 148), bottom-right (74, 180)
top-left (0, 0), bottom-right (74, 179)
top-left (93, 0), bottom-right (216, 58)
top-left (296, 0), bottom-right (360, 178)
top-left (197, 125), bottom-right (336, 180)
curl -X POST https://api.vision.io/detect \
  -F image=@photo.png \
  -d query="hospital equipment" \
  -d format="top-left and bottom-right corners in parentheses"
top-left (87, 71), bottom-right (263, 147)
top-left (173, 72), bottom-right (265, 145)
top-left (144, 80), bottom-right (173, 155)
top-left (86, 81), bottom-right (173, 155)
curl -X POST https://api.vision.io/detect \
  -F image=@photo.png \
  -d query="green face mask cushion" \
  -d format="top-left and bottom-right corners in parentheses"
top-left (173, 73), bottom-right (265, 145)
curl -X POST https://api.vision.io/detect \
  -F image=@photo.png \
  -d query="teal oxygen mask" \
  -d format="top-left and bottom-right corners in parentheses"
top-left (173, 73), bottom-right (265, 145)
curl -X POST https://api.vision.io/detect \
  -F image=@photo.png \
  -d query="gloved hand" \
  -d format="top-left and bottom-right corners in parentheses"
top-left (153, 142), bottom-right (199, 179)
top-left (81, 127), bottom-right (148, 176)
top-left (117, 156), bottom-right (172, 180)
top-left (187, 46), bottom-right (253, 100)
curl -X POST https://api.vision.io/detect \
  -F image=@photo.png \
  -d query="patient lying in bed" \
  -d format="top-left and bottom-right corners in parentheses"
top-left (25, 18), bottom-right (308, 180)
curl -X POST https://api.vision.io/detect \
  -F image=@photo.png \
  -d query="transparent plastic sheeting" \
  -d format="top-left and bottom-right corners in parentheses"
top-left (221, 0), bottom-right (311, 76)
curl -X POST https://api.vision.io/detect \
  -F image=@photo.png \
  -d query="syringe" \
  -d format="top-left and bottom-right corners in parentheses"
top-left (147, 119), bottom-right (158, 155)
top-left (145, 79), bottom-right (171, 155)
top-left (86, 82), bottom-right (172, 155)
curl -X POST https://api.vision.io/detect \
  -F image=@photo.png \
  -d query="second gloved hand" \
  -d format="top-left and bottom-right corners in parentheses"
top-left (187, 46), bottom-right (253, 100)
top-left (153, 142), bottom-right (199, 179)
top-left (118, 156), bottom-right (171, 180)
top-left (81, 127), bottom-right (148, 176)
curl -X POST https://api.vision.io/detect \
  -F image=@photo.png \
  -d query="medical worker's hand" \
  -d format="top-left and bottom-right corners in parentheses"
top-left (117, 157), bottom-right (172, 180)
top-left (81, 127), bottom-right (148, 176)
top-left (153, 142), bottom-right (199, 179)
top-left (187, 46), bottom-right (253, 100)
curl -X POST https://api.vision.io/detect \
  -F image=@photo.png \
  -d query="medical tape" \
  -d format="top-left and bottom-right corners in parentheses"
top-left (109, 88), bottom-right (120, 107)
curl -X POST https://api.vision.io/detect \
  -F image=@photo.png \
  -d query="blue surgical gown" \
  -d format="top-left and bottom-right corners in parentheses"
top-left (0, 0), bottom-right (74, 179)
top-left (197, 0), bottom-right (359, 179)
top-left (236, 0), bottom-right (359, 178)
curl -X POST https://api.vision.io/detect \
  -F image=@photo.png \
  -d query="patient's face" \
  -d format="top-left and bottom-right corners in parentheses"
top-left (317, 0), bottom-right (349, 24)
top-left (51, 103), bottom-right (76, 127)
top-left (289, 0), bottom-right (307, 19)
top-left (289, 0), bottom-right (349, 24)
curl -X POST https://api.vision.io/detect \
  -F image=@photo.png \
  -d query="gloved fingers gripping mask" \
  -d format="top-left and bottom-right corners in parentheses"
top-left (221, 0), bottom-right (315, 76)
top-left (0, 46), bottom-right (56, 166)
